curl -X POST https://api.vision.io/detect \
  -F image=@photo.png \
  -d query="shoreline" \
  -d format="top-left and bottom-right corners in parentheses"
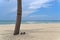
top-left (0, 22), bottom-right (60, 24)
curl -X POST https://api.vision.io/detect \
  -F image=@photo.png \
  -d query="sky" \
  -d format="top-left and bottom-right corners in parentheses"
top-left (0, 0), bottom-right (60, 20)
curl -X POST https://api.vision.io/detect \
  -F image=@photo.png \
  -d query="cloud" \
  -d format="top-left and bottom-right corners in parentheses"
top-left (22, 0), bottom-right (55, 17)
top-left (29, 0), bottom-right (53, 9)
top-left (29, 15), bottom-right (50, 18)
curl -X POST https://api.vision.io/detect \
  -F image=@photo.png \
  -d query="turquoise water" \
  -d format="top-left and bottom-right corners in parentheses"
top-left (0, 20), bottom-right (16, 24)
top-left (0, 20), bottom-right (60, 24)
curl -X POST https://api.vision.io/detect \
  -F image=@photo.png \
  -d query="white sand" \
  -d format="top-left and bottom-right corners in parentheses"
top-left (0, 23), bottom-right (60, 40)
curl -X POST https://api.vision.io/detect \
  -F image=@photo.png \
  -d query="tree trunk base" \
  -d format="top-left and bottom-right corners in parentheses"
top-left (14, 32), bottom-right (19, 35)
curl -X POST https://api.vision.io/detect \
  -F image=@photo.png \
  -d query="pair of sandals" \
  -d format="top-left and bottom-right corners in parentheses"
top-left (20, 32), bottom-right (26, 35)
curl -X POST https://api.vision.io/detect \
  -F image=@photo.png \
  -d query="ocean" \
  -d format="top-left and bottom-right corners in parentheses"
top-left (0, 20), bottom-right (60, 24)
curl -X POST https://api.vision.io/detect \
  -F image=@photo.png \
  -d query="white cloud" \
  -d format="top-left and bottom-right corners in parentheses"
top-left (29, 0), bottom-right (54, 9)
top-left (22, 0), bottom-right (55, 17)
top-left (29, 15), bottom-right (50, 18)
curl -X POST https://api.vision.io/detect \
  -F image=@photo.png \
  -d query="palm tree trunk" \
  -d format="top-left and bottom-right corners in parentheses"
top-left (14, 0), bottom-right (22, 35)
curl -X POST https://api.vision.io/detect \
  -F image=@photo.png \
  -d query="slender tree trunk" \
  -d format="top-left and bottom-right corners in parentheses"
top-left (14, 0), bottom-right (22, 35)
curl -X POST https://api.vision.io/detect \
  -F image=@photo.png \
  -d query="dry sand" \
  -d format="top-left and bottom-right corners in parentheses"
top-left (0, 23), bottom-right (60, 40)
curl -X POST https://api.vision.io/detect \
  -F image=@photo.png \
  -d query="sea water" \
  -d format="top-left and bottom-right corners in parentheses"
top-left (0, 20), bottom-right (60, 24)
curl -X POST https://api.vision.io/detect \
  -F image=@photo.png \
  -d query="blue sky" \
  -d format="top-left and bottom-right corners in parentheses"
top-left (0, 0), bottom-right (60, 20)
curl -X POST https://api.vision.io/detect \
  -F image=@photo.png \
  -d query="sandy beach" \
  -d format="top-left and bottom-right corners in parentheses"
top-left (0, 23), bottom-right (60, 40)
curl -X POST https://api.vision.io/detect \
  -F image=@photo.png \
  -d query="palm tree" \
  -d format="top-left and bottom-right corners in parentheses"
top-left (14, 0), bottom-right (22, 35)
